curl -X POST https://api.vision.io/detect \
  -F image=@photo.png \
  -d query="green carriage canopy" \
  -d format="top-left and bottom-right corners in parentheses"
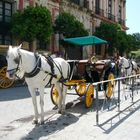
top-left (63, 35), bottom-right (107, 46)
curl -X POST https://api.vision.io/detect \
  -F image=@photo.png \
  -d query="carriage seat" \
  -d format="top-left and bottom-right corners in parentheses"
top-left (67, 59), bottom-right (89, 80)
top-left (91, 59), bottom-right (111, 73)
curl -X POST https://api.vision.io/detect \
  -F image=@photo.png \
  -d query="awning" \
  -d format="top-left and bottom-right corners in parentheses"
top-left (63, 35), bottom-right (107, 46)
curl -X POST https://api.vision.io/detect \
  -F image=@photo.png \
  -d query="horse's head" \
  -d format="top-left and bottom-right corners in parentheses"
top-left (118, 56), bottom-right (127, 69)
top-left (6, 44), bottom-right (22, 78)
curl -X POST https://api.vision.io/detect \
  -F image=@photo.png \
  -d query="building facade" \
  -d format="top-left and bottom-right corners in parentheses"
top-left (61, 0), bottom-right (127, 59)
top-left (0, 0), bottom-right (127, 58)
top-left (17, 0), bottom-right (60, 53)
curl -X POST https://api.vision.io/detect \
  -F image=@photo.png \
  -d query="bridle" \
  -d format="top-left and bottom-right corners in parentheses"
top-left (7, 52), bottom-right (22, 76)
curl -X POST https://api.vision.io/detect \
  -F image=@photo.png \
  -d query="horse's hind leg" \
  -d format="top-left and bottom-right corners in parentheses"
top-left (61, 85), bottom-right (67, 112)
top-left (54, 82), bottom-right (63, 114)
top-left (28, 87), bottom-right (39, 124)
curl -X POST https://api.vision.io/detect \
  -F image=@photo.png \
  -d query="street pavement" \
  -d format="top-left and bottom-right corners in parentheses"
top-left (0, 83), bottom-right (140, 140)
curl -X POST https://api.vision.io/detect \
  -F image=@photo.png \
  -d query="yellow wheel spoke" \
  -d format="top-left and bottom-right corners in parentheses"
top-left (85, 84), bottom-right (94, 108)
top-left (0, 67), bottom-right (14, 88)
top-left (106, 73), bottom-right (115, 98)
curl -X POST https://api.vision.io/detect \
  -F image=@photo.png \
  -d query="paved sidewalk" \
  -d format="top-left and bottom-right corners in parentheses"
top-left (0, 86), bottom-right (140, 140)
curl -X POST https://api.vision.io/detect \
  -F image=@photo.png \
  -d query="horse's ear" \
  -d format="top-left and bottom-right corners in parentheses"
top-left (18, 44), bottom-right (22, 49)
top-left (9, 45), bottom-right (12, 50)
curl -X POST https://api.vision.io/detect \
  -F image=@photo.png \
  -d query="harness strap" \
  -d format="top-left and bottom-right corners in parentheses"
top-left (24, 53), bottom-right (41, 78)
top-left (7, 52), bottom-right (21, 75)
top-left (46, 55), bottom-right (54, 74)
top-left (44, 55), bottom-right (65, 83)
top-left (125, 61), bottom-right (131, 69)
top-left (44, 71), bottom-right (68, 83)
top-left (131, 61), bottom-right (134, 71)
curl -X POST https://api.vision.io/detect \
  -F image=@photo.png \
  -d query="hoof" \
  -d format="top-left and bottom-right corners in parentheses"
top-left (32, 119), bottom-right (38, 125)
top-left (52, 105), bottom-right (58, 110)
top-left (40, 121), bottom-right (44, 125)
top-left (58, 110), bottom-right (65, 115)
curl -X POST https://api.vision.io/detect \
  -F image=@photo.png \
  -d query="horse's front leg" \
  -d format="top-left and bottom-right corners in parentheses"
top-left (28, 87), bottom-right (39, 124)
top-left (39, 87), bottom-right (44, 124)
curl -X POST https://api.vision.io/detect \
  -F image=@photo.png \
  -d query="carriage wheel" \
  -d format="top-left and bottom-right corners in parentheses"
top-left (106, 73), bottom-right (115, 98)
top-left (50, 85), bottom-right (59, 105)
top-left (0, 66), bottom-right (15, 88)
top-left (75, 82), bottom-right (86, 96)
top-left (85, 84), bottom-right (94, 108)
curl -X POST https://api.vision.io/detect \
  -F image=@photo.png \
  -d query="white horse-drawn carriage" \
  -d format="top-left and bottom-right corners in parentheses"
top-left (6, 36), bottom-right (116, 124)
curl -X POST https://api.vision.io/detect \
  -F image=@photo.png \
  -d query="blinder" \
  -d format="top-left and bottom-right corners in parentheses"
top-left (14, 56), bottom-right (20, 64)
top-left (7, 53), bottom-right (21, 77)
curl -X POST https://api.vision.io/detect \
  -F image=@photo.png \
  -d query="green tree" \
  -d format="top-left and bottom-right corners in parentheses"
top-left (95, 22), bottom-right (139, 56)
top-left (116, 30), bottom-right (129, 55)
top-left (11, 6), bottom-right (53, 51)
top-left (54, 12), bottom-right (88, 38)
top-left (132, 33), bottom-right (140, 48)
top-left (54, 12), bottom-right (88, 59)
top-left (95, 22), bottom-right (118, 54)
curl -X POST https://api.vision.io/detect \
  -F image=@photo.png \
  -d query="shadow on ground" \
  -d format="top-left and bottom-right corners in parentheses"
top-left (20, 113), bottom-right (78, 140)
top-left (98, 99), bottom-right (140, 134)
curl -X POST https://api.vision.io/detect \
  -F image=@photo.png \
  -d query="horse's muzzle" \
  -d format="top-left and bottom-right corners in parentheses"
top-left (6, 69), bottom-right (16, 79)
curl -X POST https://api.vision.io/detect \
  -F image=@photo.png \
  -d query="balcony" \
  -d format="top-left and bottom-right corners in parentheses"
top-left (118, 18), bottom-right (125, 26)
top-left (95, 7), bottom-right (104, 16)
top-left (108, 13), bottom-right (115, 22)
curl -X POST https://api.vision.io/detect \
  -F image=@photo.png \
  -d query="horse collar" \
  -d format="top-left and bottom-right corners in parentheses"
top-left (24, 53), bottom-right (41, 78)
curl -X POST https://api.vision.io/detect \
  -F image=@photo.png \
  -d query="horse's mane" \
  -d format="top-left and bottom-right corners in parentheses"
top-left (8, 46), bottom-right (33, 58)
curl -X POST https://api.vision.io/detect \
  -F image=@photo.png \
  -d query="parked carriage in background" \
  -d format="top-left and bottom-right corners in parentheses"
top-left (0, 46), bottom-right (15, 88)
top-left (51, 36), bottom-right (116, 108)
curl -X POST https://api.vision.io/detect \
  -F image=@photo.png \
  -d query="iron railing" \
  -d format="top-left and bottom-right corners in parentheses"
top-left (93, 74), bottom-right (140, 125)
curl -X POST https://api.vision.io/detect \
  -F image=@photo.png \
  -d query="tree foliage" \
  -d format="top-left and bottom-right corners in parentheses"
top-left (95, 22), bottom-right (139, 55)
top-left (95, 22), bottom-right (118, 47)
top-left (11, 6), bottom-right (53, 43)
top-left (54, 12), bottom-right (88, 38)
top-left (132, 33), bottom-right (140, 48)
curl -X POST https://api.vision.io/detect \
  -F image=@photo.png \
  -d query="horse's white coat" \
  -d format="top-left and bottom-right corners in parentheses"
top-left (119, 56), bottom-right (139, 76)
top-left (6, 45), bottom-right (70, 124)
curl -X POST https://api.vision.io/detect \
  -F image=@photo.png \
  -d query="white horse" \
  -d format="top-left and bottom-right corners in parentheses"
top-left (119, 56), bottom-right (139, 77)
top-left (6, 44), bottom-right (70, 124)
